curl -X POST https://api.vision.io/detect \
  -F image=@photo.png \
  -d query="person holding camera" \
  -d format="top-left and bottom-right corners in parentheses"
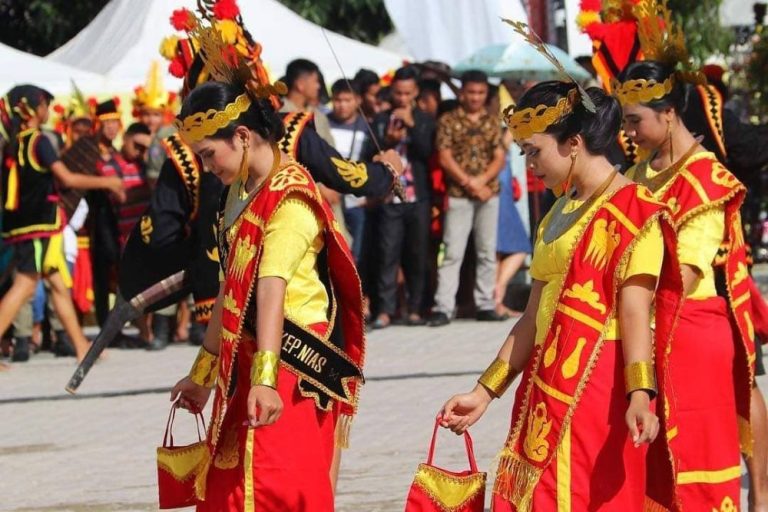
top-left (365, 65), bottom-right (436, 328)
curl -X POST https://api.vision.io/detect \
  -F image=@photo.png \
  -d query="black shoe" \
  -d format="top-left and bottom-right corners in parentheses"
top-left (12, 337), bottom-right (31, 362)
top-left (53, 330), bottom-right (76, 357)
top-left (427, 312), bottom-right (450, 327)
top-left (476, 310), bottom-right (507, 322)
top-left (148, 315), bottom-right (172, 351)
top-left (189, 321), bottom-right (205, 346)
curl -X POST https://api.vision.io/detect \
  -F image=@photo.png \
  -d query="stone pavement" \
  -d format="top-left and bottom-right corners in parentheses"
top-left (0, 318), bottom-right (766, 511)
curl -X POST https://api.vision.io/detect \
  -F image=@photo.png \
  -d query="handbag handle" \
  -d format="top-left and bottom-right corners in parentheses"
top-left (163, 401), bottom-right (207, 448)
top-left (426, 416), bottom-right (479, 473)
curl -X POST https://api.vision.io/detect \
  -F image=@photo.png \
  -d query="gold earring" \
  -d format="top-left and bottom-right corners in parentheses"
top-left (238, 141), bottom-right (250, 199)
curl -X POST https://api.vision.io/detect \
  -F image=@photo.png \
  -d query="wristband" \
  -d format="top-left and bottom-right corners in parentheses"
top-left (624, 361), bottom-right (657, 399)
top-left (478, 357), bottom-right (517, 398)
top-left (188, 346), bottom-right (219, 388)
top-left (250, 350), bottom-right (280, 389)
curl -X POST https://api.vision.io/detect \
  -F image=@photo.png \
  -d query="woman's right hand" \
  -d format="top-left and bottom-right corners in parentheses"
top-left (439, 386), bottom-right (493, 434)
top-left (170, 376), bottom-right (212, 413)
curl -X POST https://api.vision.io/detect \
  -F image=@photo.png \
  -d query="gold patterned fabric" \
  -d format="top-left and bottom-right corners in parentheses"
top-left (436, 107), bottom-right (502, 198)
top-left (530, 195), bottom-right (663, 342)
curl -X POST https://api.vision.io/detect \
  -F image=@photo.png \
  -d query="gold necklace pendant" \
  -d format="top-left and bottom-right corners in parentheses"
top-left (542, 170), bottom-right (618, 244)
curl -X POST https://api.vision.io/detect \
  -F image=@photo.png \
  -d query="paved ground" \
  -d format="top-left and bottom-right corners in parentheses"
top-left (0, 318), bottom-right (766, 511)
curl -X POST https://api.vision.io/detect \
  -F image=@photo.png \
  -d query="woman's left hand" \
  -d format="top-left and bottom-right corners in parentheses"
top-left (246, 385), bottom-right (283, 428)
top-left (625, 391), bottom-right (659, 447)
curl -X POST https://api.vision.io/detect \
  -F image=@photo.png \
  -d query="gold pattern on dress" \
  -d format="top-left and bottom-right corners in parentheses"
top-left (213, 428), bottom-right (240, 469)
top-left (222, 328), bottom-right (237, 343)
top-left (561, 338), bottom-right (587, 379)
top-left (712, 496), bottom-right (736, 512)
top-left (207, 247), bottom-right (220, 263)
top-left (584, 219), bottom-right (620, 270)
top-left (231, 235), bottom-right (256, 281)
top-left (667, 197), bottom-right (681, 216)
top-left (734, 262), bottom-right (749, 286)
top-left (543, 325), bottom-right (562, 368)
top-left (222, 290), bottom-right (242, 317)
top-left (331, 157), bottom-right (368, 188)
top-left (269, 166), bottom-right (310, 191)
top-left (243, 210), bottom-right (265, 230)
top-left (563, 281), bottom-right (606, 314)
top-left (732, 214), bottom-right (745, 249)
top-left (745, 311), bottom-right (755, 342)
top-left (711, 163), bottom-right (738, 189)
top-left (332, 220), bottom-right (343, 234)
top-left (523, 403), bottom-right (552, 462)
top-left (140, 215), bottom-right (153, 244)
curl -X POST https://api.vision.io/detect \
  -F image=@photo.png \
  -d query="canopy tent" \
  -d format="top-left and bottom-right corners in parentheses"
top-left (382, 0), bottom-right (529, 65)
top-left (48, 0), bottom-right (405, 93)
top-left (0, 43), bottom-right (107, 96)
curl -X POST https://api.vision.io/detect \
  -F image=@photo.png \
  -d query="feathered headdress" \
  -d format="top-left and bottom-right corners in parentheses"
top-left (52, 81), bottom-right (95, 145)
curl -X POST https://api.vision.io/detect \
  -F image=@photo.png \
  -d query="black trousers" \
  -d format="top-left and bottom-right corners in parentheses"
top-left (374, 200), bottom-right (430, 316)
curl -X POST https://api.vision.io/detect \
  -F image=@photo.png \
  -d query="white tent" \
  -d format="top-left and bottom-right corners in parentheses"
top-left (0, 43), bottom-right (107, 95)
top-left (48, 0), bottom-right (405, 93)
top-left (382, 0), bottom-right (528, 65)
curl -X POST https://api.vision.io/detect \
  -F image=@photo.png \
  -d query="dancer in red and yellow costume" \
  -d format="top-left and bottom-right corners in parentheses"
top-left (169, 13), bottom-right (364, 511)
top-left (439, 23), bottom-right (682, 512)
top-left (618, 57), bottom-right (756, 511)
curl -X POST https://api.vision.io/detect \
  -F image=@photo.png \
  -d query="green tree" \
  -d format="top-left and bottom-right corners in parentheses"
top-left (669, 0), bottom-right (734, 65)
top-left (278, 0), bottom-right (392, 45)
top-left (0, 0), bottom-right (109, 56)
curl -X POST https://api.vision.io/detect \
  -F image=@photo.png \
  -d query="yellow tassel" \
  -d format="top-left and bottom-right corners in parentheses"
top-left (4, 161), bottom-right (18, 211)
top-left (493, 448), bottom-right (542, 512)
top-left (643, 496), bottom-right (672, 512)
top-left (336, 414), bottom-right (353, 449)
top-left (739, 415), bottom-right (754, 458)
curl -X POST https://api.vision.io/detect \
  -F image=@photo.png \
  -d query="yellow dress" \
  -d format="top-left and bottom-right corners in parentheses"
top-left (636, 161), bottom-right (724, 300)
top-left (530, 192), bottom-right (663, 343)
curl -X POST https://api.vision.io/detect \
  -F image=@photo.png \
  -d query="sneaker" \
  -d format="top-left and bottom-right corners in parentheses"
top-left (427, 312), bottom-right (450, 327)
top-left (53, 330), bottom-right (76, 357)
top-left (476, 310), bottom-right (507, 322)
top-left (12, 337), bottom-right (31, 362)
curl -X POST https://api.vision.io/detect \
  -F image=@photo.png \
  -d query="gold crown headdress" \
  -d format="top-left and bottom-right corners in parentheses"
top-left (611, 0), bottom-right (705, 106)
top-left (500, 20), bottom-right (596, 141)
top-left (173, 0), bottom-right (287, 144)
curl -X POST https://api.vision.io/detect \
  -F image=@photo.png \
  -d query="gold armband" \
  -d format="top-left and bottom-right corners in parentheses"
top-left (250, 350), bottom-right (280, 389)
top-left (478, 358), bottom-right (517, 398)
top-left (189, 346), bottom-right (219, 388)
top-left (624, 361), bottom-right (657, 399)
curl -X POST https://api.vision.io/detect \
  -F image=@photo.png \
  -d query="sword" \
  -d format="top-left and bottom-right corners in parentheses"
top-left (320, 27), bottom-right (406, 201)
top-left (65, 270), bottom-right (188, 394)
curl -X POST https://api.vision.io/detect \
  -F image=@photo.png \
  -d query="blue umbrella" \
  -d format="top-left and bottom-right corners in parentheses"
top-left (453, 40), bottom-right (591, 82)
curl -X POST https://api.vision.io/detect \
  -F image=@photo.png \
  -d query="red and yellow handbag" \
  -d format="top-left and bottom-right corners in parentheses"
top-left (156, 404), bottom-right (208, 509)
top-left (405, 418), bottom-right (486, 512)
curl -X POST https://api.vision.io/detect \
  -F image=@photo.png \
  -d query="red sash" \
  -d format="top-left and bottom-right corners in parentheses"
top-left (495, 184), bottom-right (682, 511)
top-left (196, 163), bottom-right (365, 498)
top-left (656, 153), bottom-right (755, 455)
